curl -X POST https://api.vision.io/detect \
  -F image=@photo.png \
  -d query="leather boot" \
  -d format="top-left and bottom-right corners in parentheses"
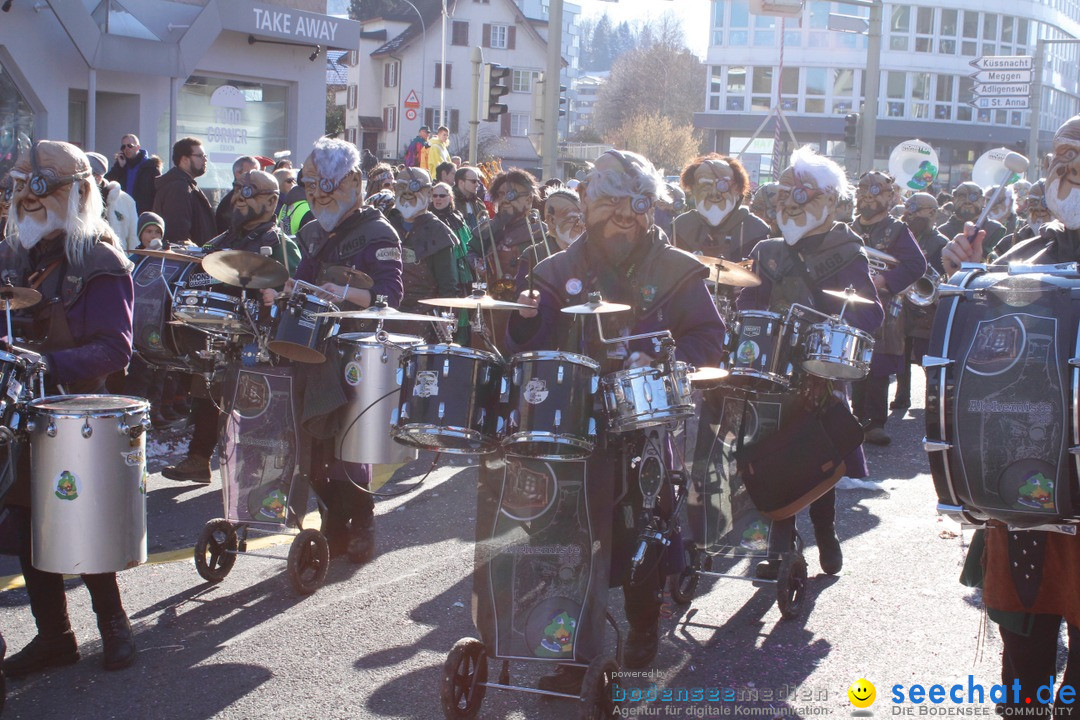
top-left (347, 525), bottom-right (376, 565)
top-left (623, 620), bottom-right (659, 669)
top-left (161, 454), bottom-right (211, 484)
top-left (98, 612), bottom-right (136, 671)
top-left (537, 664), bottom-right (586, 694)
top-left (815, 524), bottom-right (843, 575)
top-left (2, 631), bottom-right (79, 678)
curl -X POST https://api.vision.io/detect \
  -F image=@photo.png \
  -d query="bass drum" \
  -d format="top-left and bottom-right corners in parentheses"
top-left (131, 254), bottom-right (193, 368)
top-left (924, 266), bottom-right (1080, 527)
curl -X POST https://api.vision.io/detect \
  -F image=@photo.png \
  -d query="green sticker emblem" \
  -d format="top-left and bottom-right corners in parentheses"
top-left (55, 471), bottom-right (79, 501)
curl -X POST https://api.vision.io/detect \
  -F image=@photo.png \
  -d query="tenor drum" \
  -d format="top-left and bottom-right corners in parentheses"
top-left (502, 351), bottom-right (600, 460)
top-left (173, 289), bottom-right (247, 333)
top-left (728, 310), bottom-right (801, 387)
top-left (393, 344), bottom-right (504, 454)
top-left (601, 362), bottom-right (694, 433)
top-left (28, 395), bottom-right (149, 574)
top-left (801, 321), bottom-right (874, 380)
top-left (925, 266), bottom-right (1080, 527)
top-left (335, 332), bottom-right (423, 464)
top-left (268, 291), bottom-right (339, 364)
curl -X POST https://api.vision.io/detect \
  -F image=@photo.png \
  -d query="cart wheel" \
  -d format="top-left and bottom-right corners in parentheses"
top-left (776, 550), bottom-right (808, 620)
top-left (669, 545), bottom-right (701, 605)
top-left (440, 637), bottom-right (488, 720)
top-left (194, 519), bottom-right (238, 583)
top-left (287, 529), bottom-right (329, 595)
top-left (579, 655), bottom-right (620, 720)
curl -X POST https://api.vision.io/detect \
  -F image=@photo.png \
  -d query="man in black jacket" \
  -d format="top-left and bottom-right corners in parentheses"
top-left (152, 138), bottom-right (216, 247)
top-left (104, 133), bottom-right (161, 214)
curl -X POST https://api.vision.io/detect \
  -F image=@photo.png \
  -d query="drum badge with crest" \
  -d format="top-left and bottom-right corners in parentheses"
top-left (414, 370), bottom-right (439, 397)
top-left (523, 378), bottom-right (549, 405)
top-left (640, 285), bottom-right (657, 306)
top-left (344, 361), bottom-right (362, 386)
top-left (54, 470), bottom-right (79, 501)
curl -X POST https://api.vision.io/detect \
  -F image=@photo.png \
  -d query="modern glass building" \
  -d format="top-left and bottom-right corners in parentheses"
top-left (695, 0), bottom-right (1080, 187)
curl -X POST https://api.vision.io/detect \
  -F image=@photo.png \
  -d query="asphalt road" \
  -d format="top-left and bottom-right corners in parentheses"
top-left (0, 370), bottom-right (1012, 720)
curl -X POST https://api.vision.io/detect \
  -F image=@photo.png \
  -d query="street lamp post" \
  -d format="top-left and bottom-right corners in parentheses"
top-left (542, 0), bottom-right (563, 179)
top-left (440, 0), bottom-right (447, 126)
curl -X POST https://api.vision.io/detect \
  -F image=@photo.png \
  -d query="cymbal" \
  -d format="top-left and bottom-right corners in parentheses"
top-left (694, 256), bottom-right (761, 288)
top-left (321, 265), bottom-right (374, 289)
top-left (560, 299), bottom-right (632, 315)
top-left (315, 306), bottom-right (447, 323)
top-left (131, 248), bottom-right (203, 263)
top-left (823, 288), bottom-right (875, 304)
top-left (688, 366), bottom-right (729, 383)
top-left (420, 294), bottom-right (534, 311)
top-left (0, 286), bottom-right (41, 310)
top-left (201, 250), bottom-right (289, 289)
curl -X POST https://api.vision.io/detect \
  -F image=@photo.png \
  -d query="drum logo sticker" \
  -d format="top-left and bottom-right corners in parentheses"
top-left (146, 329), bottom-right (162, 350)
top-left (500, 458), bottom-right (557, 522)
top-left (523, 378), bottom-right (548, 404)
top-left (414, 371), bottom-right (439, 397)
top-left (54, 471), bottom-right (78, 501)
top-left (235, 374), bottom-right (272, 419)
top-left (536, 610), bottom-right (577, 656)
top-left (185, 272), bottom-right (217, 288)
top-left (344, 362), bottom-right (363, 386)
top-left (1015, 472), bottom-right (1056, 511)
top-left (565, 278), bottom-right (583, 296)
top-left (135, 265), bottom-right (162, 287)
top-left (736, 340), bottom-right (761, 365)
top-left (299, 309), bottom-right (318, 329)
top-left (743, 325), bottom-right (762, 338)
top-left (123, 449), bottom-right (144, 467)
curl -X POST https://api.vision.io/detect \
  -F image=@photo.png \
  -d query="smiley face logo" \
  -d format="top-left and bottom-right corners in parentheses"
top-left (848, 679), bottom-right (876, 709)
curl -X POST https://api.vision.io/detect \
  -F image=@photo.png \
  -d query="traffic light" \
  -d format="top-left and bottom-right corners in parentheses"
top-left (558, 85), bottom-right (567, 118)
top-left (844, 113), bottom-right (860, 148)
top-left (481, 63), bottom-right (511, 122)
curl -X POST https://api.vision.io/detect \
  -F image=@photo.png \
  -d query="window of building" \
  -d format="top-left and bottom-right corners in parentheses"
top-left (383, 106), bottom-right (396, 133)
top-left (729, 0), bottom-right (749, 45)
top-left (711, 0), bottom-right (723, 45)
top-left (510, 113), bottom-right (529, 137)
top-left (753, 13), bottom-right (775, 46)
top-left (384, 61), bottom-right (398, 88)
top-left (451, 21), bottom-right (469, 46)
top-left (886, 71), bottom-right (906, 117)
top-left (0, 57), bottom-right (34, 179)
top-left (889, 5), bottom-right (910, 51)
top-left (347, 85), bottom-right (358, 110)
top-left (424, 108), bottom-right (460, 134)
top-left (490, 24), bottom-right (508, 49)
top-left (434, 63), bottom-right (453, 89)
top-left (512, 70), bottom-right (538, 93)
top-left (750, 66), bottom-right (772, 112)
top-left (805, 67), bottom-right (825, 114)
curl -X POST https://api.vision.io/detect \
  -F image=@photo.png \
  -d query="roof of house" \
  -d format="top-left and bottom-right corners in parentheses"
top-left (326, 50), bottom-right (349, 85)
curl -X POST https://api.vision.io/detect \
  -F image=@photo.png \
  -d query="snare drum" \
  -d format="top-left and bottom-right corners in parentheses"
top-left (173, 289), bottom-right (247, 332)
top-left (801, 320), bottom-right (874, 380)
top-left (502, 351), bottom-right (600, 460)
top-left (28, 395), bottom-right (149, 574)
top-left (393, 344), bottom-right (504, 454)
top-left (268, 292), bottom-right (339, 364)
top-left (601, 362), bottom-right (694, 433)
top-left (335, 332), bottom-right (423, 464)
top-left (728, 310), bottom-right (800, 387)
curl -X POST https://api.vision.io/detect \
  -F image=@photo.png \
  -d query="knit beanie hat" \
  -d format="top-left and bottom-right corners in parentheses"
top-left (137, 211), bottom-right (165, 237)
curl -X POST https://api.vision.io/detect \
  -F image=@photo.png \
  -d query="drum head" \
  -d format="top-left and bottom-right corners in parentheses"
top-left (337, 332), bottom-right (424, 346)
top-left (30, 395), bottom-right (149, 414)
top-left (268, 341), bottom-right (328, 364)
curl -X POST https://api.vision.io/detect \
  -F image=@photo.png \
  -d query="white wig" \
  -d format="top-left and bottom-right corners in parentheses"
top-left (7, 174), bottom-right (117, 265)
top-left (309, 137), bottom-right (361, 185)
top-left (788, 146), bottom-right (850, 198)
top-left (584, 150), bottom-right (672, 206)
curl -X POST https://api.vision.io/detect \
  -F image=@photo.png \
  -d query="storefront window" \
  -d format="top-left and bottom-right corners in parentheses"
top-left (0, 59), bottom-right (35, 179)
top-left (174, 75), bottom-right (289, 198)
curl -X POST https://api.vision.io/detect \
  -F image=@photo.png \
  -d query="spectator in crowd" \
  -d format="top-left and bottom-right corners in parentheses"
top-left (277, 168), bottom-right (313, 239)
top-left (214, 155), bottom-right (260, 233)
top-left (87, 152), bottom-right (138, 251)
top-left (135, 212), bottom-right (165, 250)
top-left (427, 126), bottom-right (452, 178)
top-left (404, 126), bottom-right (429, 168)
top-left (365, 163), bottom-right (396, 201)
top-left (273, 168), bottom-right (298, 213)
top-left (435, 161), bottom-right (457, 187)
top-left (104, 133), bottom-right (161, 213)
top-left (152, 137), bottom-right (216, 246)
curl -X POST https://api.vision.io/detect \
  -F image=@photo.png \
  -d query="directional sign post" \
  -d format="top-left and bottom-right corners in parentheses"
top-left (969, 55), bottom-right (1032, 114)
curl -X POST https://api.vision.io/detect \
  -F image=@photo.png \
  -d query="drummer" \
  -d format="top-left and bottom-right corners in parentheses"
top-left (509, 150), bottom-right (725, 689)
top-left (848, 171), bottom-right (926, 447)
top-left (513, 188), bottom-right (584, 291)
top-left (264, 137), bottom-right (403, 563)
top-left (671, 153), bottom-right (770, 259)
top-left (481, 168), bottom-right (544, 299)
top-left (1, 140), bottom-right (137, 675)
top-left (736, 147), bottom-right (884, 579)
top-left (162, 169), bottom-right (301, 484)
top-left (941, 114), bottom-right (1080, 715)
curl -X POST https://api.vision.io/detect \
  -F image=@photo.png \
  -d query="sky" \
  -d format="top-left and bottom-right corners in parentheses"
top-left (576, 0), bottom-right (712, 57)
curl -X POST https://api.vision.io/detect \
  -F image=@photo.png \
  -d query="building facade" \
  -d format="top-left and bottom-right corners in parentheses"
top-left (696, 0), bottom-right (1080, 187)
top-left (514, 0), bottom-right (582, 139)
top-left (0, 0), bottom-right (358, 197)
top-left (346, 0), bottom-right (561, 170)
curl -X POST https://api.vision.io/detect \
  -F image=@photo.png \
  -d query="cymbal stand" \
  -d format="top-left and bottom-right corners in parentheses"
top-left (464, 283), bottom-right (503, 361)
top-left (0, 293), bottom-right (13, 353)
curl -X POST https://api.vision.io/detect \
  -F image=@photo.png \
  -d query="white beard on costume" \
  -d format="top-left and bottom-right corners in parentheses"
top-left (554, 226), bottom-right (583, 248)
top-left (1044, 177), bottom-right (1080, 229)
top-left (697, 198), bottom-right (733, 227)
top-left (398, 197), bottom-right (429, 220)
top-left (778, 206), bottom-right (829, 245)
top-left (312, 187), bottom-right (360, 232)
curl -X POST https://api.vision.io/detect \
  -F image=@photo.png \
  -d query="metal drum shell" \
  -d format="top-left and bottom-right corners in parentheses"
top-left (335, 332), bottom-right (423, 465)
top-left (268, 292), bottom-right (339, 364)
top-left (600, 362), bottom-right (694, 433)
top-left (727, 310), bottom-right (802, 388)
top-left (801, 321), bottom-right (874, 381)
top-left (28, 395), bottom-right (149, 575)
top-left (393, 344), bottom-right (504, 454)
top-left (501, 350), bottom-right (600, 460)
